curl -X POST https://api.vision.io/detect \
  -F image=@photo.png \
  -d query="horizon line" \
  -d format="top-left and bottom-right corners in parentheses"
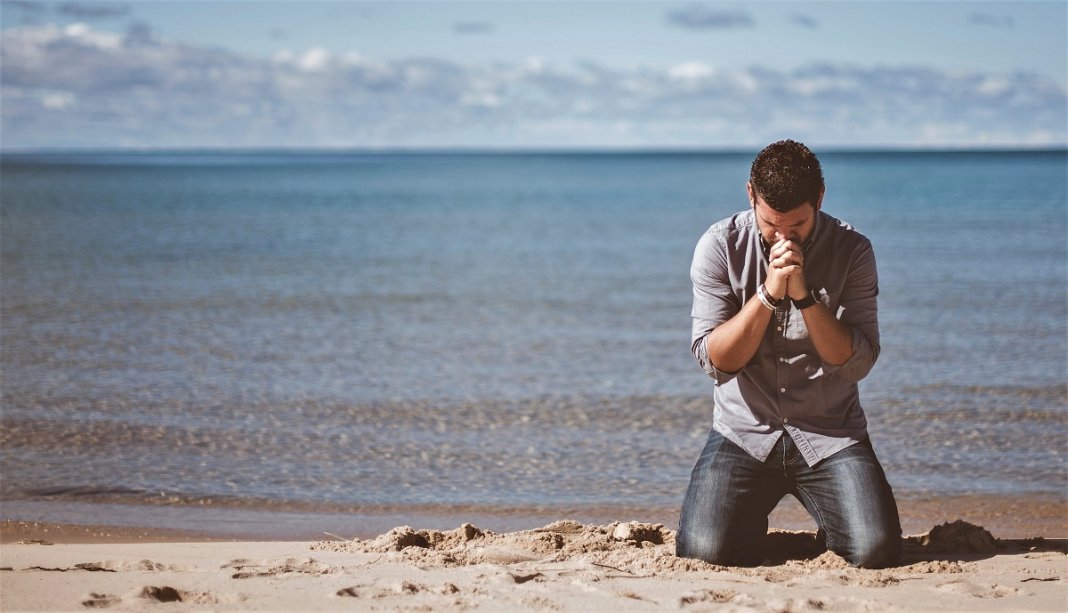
top-left (2, 145), bottom-right (1066, 156)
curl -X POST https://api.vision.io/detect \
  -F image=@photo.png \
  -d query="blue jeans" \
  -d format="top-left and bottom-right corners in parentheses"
top-left (677, 429), bottom-right (901, 568)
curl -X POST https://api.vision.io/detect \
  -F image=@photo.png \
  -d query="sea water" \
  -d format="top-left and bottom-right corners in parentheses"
top-left (1, 151), bottom-right (1065, 534)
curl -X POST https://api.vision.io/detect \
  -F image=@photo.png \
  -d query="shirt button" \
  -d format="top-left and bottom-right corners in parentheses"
top-left (780, 387), bottom-right (786, 393)
top-left (776, 326), bottom-right (783, 332)
top-left (783, 418), bottom-right (789, 424)
top-left (780, 358), bottom-right (787, 363)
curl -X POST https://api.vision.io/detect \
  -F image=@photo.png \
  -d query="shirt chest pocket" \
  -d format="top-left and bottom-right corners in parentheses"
top-left (783, 309), bottom-right (827, 383)
top-left (784, 307), bottom-right (809, 341)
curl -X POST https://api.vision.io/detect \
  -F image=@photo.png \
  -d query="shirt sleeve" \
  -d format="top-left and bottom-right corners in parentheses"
top-left (826, 238), bottom-right (881, 383)
top-left (690, 227), bottom-right (742, 385)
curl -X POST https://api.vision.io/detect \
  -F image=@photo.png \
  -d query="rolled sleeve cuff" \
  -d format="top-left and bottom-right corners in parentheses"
top-left (695, 335), bottom-right (740, 385)
top-left (822, 328), bottom-right (877, 382)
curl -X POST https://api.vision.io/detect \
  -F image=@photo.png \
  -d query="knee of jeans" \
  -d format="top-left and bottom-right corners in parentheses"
top-left (675, 528), bottom-right (732, 565)
top-left (846, 532), bottom-right (901, 569)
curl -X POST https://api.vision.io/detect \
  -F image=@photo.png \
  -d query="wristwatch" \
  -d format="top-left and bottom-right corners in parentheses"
top-left (793, 290), bottom-right (820, 310)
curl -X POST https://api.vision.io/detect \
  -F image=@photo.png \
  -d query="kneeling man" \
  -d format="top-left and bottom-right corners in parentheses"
top-left (677, 140), bottom-right (900, 568)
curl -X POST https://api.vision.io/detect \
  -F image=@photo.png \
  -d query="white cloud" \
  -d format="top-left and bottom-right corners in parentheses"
top-left (977, 76), bottom-right (1012, 97)
top-left (0, 22), bottom-right (1064, 149)
top-left (788, 75), bottom-right (861, 97)
top-left (730, 71), bottom-right (759, 94)
top-left (668, 61), bottom-right (715, 82)
top-left (62, 21), bottom-right (121, 48)
top-left (298, 47), bottom-right (330, 72)
top-left (41, 91), bottom-right (75, 110)
top-left (523, 56), bottom-right (545, 74)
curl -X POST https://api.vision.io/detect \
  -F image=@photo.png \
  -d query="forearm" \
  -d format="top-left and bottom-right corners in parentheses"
top-left (799, 301), bottom-right (854, 366)
top-left (704, 294), bottom-right (774, 373)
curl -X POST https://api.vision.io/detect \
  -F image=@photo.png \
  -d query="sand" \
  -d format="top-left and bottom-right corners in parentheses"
top-left (1, 519), bottom-right (1065, 611)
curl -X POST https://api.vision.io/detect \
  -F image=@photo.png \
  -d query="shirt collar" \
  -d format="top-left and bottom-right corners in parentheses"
top-left (803, 210), bottom-right (824, 253)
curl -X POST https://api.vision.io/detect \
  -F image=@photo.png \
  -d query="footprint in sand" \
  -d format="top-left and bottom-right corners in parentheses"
top-left (336, 581), bottom-right (433, 599)
top-left (82, 586), bottom-right (218, 607)
top-left (171, 590), bottom-right (221, 605)
top-left (223, 557), bottom-right (332, 579)
top-left (81, 592), bottom-right (121, 608)
top-left (139, 586), bottom-right (182, 603)
top-left (679, 588), bottom-right (738, 606)
top-left (936, 580), bottom-right (1020, 598)
top-left (507, 571), bottom-right (545, 584)
top-left (77, 559), bottom-right (181, 572)
top-left (336, 586), bottom-right (363, 598)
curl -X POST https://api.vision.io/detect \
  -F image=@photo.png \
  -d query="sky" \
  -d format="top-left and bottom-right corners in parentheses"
top-left (1, 0), bottom-right (1066, 150)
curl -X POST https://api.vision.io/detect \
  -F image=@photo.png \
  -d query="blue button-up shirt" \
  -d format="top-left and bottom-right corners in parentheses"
top-left (690, 209), bottom-right (880, 466)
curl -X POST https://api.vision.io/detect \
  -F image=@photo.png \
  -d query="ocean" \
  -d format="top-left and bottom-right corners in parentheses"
top-left (2, 150), bottom-right (1065, 537)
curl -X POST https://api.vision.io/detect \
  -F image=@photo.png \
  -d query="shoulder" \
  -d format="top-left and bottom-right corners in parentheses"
top-left (692, 210), bottom-right (754, 273)
top-left (697, 209), bottom-right (755, 250)
top-left (819, 211), bottom-right (872, 251)
top-left (817, 212), bottom-right (877, 274)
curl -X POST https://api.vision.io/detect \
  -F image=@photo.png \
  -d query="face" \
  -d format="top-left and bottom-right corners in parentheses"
top-left (747, 182), bottom-right (823, 245)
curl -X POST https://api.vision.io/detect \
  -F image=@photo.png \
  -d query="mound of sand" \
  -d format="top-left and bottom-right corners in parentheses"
top-left (311, 519), bottom-right (932, 576)
top-left (907, 519), bottom-right (999, 554)
top-left (314, 520), bottom-right (684, 570)
top-left (312, 518), bottom-right (1058, 577)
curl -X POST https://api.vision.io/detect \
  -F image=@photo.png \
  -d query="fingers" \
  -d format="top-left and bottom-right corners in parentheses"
top-left (769, 239), bottom-right (801, 258)
top-left (772, 264), bottom-right (802, 276)
top-left (771, 253), bottom-right (803, 268)
top-left (769, 239), bottom-right (803, 269)
top-left (769, 251), bottom-right (803, 270)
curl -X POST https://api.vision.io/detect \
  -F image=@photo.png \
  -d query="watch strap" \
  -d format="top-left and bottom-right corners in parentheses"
top-left (793, 290), bottom-right (819, 310)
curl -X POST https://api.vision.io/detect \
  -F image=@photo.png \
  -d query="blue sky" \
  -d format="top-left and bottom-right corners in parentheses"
top-left (1, 1), bottom-right (1065, 150)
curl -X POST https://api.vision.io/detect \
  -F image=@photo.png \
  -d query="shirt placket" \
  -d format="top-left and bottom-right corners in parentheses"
top-left (772, 303), bottom-right (789, 424)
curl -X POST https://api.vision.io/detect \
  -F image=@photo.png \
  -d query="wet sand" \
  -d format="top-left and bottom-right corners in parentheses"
top-left (3, 490), bottom-right (1066, 544)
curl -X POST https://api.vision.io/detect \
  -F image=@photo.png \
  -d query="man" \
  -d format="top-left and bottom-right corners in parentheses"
top-left (677, 139), bottom-right (900, 569)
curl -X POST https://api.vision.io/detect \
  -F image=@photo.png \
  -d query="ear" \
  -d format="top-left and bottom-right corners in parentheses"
top-left (815, 187), bottom-right (825, 212)
top-left (746, 182), bottom-right (755, 208)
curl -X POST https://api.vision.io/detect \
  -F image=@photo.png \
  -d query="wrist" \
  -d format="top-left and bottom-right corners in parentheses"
top-left (763, 281), bottom-right (787, 302)
top-left (787, 277), bottom-right (808, 301)
top-left (758, 283), bottom-right (783, 311)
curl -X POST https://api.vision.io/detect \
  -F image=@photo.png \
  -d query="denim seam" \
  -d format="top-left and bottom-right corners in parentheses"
top-left (793, 482), bottom-right (827, 536)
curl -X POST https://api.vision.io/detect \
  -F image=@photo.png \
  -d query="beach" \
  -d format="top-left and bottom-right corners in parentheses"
top-left (2, 518), bottom-right (1066, 611)
top-left (1, 152), bottom-right (1065, 609)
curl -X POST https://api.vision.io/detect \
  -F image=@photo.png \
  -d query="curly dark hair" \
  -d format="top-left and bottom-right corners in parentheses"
top-left (749, 140), bottom-right (824, 212)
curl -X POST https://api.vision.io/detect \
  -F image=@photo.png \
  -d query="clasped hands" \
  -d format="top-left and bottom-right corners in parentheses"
top-left (765, 237), bottom-right (808, 302)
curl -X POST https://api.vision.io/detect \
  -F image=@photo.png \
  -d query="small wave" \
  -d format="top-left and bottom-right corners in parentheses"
top-left (21, 485), bottom-right (148, 498)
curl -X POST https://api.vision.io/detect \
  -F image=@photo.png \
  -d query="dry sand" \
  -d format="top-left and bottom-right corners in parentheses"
top-left (1, 519), bottom-right (1065, 611)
